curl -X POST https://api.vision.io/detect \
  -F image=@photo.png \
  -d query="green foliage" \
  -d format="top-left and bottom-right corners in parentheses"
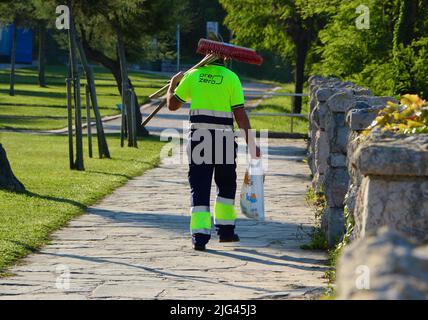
top-left (311, 0), bottom-right (428, 98)
top-left (0, 0), bottom-right (36, 25)
top-left (305, 186), bottom-right (326, 220)
top-left (393, 0), bottom-right (417, 48)
top-left (311, 1), bottom-right (397, 94)
top-left (300, 227), bottom-right (328, 250)
top-left (335, 205), bottom-right (354, 253)
top-left (368, 94), bottom-right (428, 134)
top-left (301, 187), bottom-right (328, 250)
top-left (392, 0), bottom-right (419, 95)
top-left (325, 245), bottom-right (342, 285)
top-left (220, 0), bottom-right (325, 113)
top-left (393, 39), bottom-right (428, 97)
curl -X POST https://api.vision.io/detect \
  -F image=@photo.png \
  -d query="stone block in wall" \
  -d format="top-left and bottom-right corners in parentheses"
top-left (316, 88), bottom-right (335, 102)
top-left (308, 127), bottom-right (318, 176)
top-left (347, 107), bottom-right (379, 131)
top-left (317, 103), bottom-right (329, 130)
top-left (310, 104), bottom-right (320, 129)
top-left (324, 167), bottom-right (349, 208)
top-left (327, 90), bottom-right (356, 113)
top-left (353, 88), bottom-right (372, 96)
top-left (310, 97), bottom-right (317, 113)
top-left (337, 227), bottom-right (428, 300)
top-left (328, 153), bottom-right (347, 168)
top-left (315, 130), bottom-right (329, 175)
top-left (355, 95), bottom-right (398, 106)
top-left (350, 133), bottom-right (428, 243)
top-left (357, 134), bottom-right (428, 177)
top-left (330, 126), bottom-right (349, 154)
top-left (354, 176), bottom-right (428, 242)
top-left (324, 207), bottom-right (345, 246)
top-left (346, 131), bottom-right (362, 170)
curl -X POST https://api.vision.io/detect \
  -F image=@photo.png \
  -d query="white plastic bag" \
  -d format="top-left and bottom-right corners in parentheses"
top-left (240, 160), bottom-right (265, 221)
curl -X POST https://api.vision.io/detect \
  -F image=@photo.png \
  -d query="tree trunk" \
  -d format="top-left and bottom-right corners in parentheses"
top-left (76, 38), bottom-right (111, 158)
top-left (292, 40), bottom-right (308, 114)
top-left (9, 22), bottom-right (17, 96)
top-left (38, 22), bottom-right (46, 87)
top-left (68, 1), bottom-right (84, 171)
top-left (117, 33), bottom-right (136, 147)
top-left (81, 37), bottom-right (148, 137)
top-left (0, 144), bottom-right (25, 193)
top-left (393, 0), bottom-right (419, 95)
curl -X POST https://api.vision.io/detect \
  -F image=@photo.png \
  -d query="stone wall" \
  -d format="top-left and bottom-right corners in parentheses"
top-left (308, 76), bottom-right (428, 299)
top-left (347, 131), bottom-right (428, 242)
top-left (336, 227), bottom-right (428, 300)
top-left (308, 76), bottom-right (396, 246)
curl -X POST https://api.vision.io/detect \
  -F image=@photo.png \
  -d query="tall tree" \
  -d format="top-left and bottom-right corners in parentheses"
top-left (311, 0), bottom-right (428, 98)
top-left (67, 0), bottom-right (84, 170)
top-left (76, 39), bottom-right (111, 158)
top-left (38, 21), bottom-right (47, 87)
top-left (9, 21), bottom-right (17, 96)
top-left (35, 0), bottom-right (190, 136)
top-left (393, 0), bottom-right (419, 95)
top-left (220, 0), bottom-right (325, 113)
top-left (74, 0), bottom-right (189, 136)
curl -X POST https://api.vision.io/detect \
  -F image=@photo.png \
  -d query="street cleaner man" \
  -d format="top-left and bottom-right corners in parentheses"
top-left (167, 59), bottom-right (260, 251)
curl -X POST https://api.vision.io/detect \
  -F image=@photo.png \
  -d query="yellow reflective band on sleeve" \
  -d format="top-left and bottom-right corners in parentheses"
top-left (214, 201), bottom-right (237, 221)
top-left (190, 211), bottom-right (212, 233)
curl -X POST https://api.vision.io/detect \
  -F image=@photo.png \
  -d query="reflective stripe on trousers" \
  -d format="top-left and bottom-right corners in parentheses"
top-left (190, 207), bottom-right (211, 235)
top-left (214, 196), bottom-right (236, 226)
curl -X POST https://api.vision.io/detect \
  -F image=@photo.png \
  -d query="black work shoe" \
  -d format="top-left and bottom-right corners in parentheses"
top-left (219, 233), bottom-right (240, 243)
top-left (192, 233), bottom-right (210, 251)
top-left (193, 243), bottom-right (206, 251)
top-left (215, 225), bottom-right (239, 242)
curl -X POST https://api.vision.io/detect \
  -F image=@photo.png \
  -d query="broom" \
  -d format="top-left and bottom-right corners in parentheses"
top-left (141, 39), bottom-right (263, 127)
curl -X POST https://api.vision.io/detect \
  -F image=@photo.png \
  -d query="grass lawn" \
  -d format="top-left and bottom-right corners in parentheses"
top-left (0, 132), bottom-right (165, 275)
top-left (248, 83), bottom-right (309, 134)
top-left (0, 66), bottom-right (168, 130)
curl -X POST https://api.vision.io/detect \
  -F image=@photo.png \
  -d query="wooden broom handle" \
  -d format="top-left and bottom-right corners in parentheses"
top-left (141, 99), bottom-right (167, 127)
top-left (149, 54), bottom-right (216, 99)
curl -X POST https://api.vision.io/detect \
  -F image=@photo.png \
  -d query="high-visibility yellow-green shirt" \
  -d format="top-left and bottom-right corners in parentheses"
top-left (174, 62), bottom-right (244, 130)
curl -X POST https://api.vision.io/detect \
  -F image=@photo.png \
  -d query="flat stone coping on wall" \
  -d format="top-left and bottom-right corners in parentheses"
top-left (354, 132), bottom-right (428, 177)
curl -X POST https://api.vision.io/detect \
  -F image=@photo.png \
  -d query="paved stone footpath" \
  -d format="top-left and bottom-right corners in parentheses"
top-left (0, 138), bottom-right (327, 300)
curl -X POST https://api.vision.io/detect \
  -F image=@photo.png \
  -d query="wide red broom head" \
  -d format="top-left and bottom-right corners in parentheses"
top-left (197, 38), bottom-right (263, 66)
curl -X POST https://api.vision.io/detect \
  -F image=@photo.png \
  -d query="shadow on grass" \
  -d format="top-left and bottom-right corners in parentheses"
top-left (87, 170), bottom-right (132, 180)
top-left (0, 88), bottom-right (66, 99)
top-left (254, 103), bottom-right (292, 113)
top-left (0, 102), bottom-right (113, 110)
top-left (23, 190), bottom-right (86, 210)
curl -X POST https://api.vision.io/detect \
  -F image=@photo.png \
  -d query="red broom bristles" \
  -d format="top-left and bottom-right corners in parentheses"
top-left (197, 39), bottom-right (263, 66)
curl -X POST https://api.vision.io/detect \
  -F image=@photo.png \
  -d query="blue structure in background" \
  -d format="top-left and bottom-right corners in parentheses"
top-left (0, 24), bottom-right (33, 64)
